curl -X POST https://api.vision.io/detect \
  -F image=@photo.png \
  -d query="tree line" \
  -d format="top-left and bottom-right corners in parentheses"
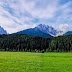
top-left (0, 34), bottom-right (72, 52)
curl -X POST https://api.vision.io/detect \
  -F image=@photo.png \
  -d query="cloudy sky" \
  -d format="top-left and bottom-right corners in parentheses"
top-left (0, 0), bottom-right (72, 34)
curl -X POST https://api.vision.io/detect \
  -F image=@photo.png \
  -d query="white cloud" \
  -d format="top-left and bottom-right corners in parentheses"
top-left (6, 0), bottom-right (58, 19)
top-left (56, 24), bottom-right (70, 35)
top-left (25, 0), bottom-right (58, 19)
top-left (56, 1), bottom-right (72, 25)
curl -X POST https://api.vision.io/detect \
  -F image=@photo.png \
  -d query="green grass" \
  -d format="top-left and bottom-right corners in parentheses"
top-left (0, 52), bottom-right (72, 72)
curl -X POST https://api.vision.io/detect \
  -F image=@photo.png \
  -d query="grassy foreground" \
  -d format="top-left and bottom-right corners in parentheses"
top-left (0, 52), bottom-right (72, 72)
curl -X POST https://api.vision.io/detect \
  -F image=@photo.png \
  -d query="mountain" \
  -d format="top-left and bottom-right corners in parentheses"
top-left (0, 26), bottom-right (7, 34)
top-left (36, 24), bottom-right (57, 36)
top-left (36, 24), bottom-right (63, 36)
top-left (64, 31), bottom-right (72, 35)
top-left (14, 24), bottom-right (63, 37)
top-left (15, 27), bottom-right (52, 37)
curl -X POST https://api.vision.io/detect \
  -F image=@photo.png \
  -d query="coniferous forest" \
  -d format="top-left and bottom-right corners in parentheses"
top-left (0, 34), bottom-right (72, 52)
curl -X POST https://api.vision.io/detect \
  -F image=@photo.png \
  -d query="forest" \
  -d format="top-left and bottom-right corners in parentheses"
top-left (0, 34), bottom-right (72, 52)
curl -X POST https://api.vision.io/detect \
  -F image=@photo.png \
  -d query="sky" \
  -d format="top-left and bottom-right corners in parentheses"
top-left (0, 0), bottom-right (72, 34)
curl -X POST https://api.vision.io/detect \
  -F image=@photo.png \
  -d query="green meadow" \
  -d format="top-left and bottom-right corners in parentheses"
top-left (0, 52), bottom-right (72, 72)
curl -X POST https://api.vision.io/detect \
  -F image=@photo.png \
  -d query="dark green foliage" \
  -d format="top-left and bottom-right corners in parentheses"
top-left (0, 34), bottom-right (72, 52)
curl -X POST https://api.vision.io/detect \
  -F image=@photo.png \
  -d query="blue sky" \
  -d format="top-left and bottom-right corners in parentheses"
top-left (0, 0), bottom-right (72, 34)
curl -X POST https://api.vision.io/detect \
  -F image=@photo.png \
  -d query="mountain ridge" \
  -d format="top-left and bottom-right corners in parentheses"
top-left (64, 31), bottom-right (72, 35)
top-left (37, 24), bottom-right (57, 36)
top-left (13, 24), bottom-right (72, 37)
top-left (14, 27), bottom-right (52, 37)
top-left (0, 26), bottom-right (7, 34)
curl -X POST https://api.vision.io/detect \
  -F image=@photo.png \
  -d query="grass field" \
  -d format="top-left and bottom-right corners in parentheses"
top-left (0, 52), bottom-right (72, 72)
